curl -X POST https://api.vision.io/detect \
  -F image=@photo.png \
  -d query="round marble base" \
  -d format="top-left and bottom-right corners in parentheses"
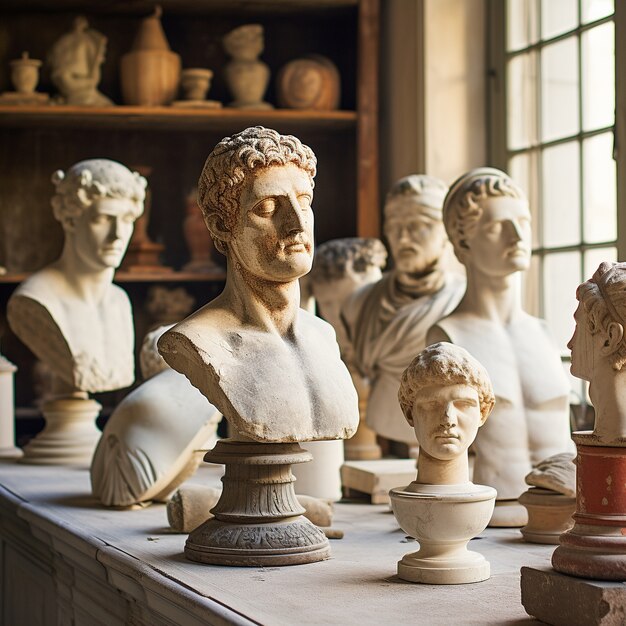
top-left (519, 488), bottom-right (575, 545)
top-left (0, 446), bottom-right (23, 460)
top-left (185, 517), bottom-right (330, 566)
top-left (184, 439), bottom-right (331, 567)
top-left (19, 397), bottom-right (101, 466)
top-left (398, 549), bottom-right (490, 585)
top-left (488, 499), bottom-right (528, 528)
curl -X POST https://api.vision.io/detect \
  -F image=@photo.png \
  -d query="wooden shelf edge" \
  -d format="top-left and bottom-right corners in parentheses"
top-left (0, 105), bottom-right (358, 131)
top-left (0, 270), bottom-right (226, 284)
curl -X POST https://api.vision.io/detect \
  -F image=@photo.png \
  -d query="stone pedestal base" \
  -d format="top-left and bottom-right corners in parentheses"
top-left (521, 566), bottom-right (626, 626)
top-left (552, 433), bottom-right (626, 580)
top-left (19, 397), bottom-right (101, 466)
top-left (390, 483), bottom-right (496, 585)
top-left (185, 439), bottom-right (330, 567)
top-left (488, 499), bottom-right (528, 527)
top-left (398, 548), bottom-right (490, 585)
top-left (519, 487), bottom-right (575, 544)
top-left (0, 446), bottom-right (23, 460)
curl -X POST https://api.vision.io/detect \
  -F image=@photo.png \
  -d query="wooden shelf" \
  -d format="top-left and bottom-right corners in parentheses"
top-left (0, 105), bottom-right (358, 132)
top-left (0, 269), bottom-right (226, 284)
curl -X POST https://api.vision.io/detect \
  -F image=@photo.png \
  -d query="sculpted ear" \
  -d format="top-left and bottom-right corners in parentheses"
top-left (205, 213), bottom-right (232, 244)
top-left (601, 322), bottom-right (624, 356)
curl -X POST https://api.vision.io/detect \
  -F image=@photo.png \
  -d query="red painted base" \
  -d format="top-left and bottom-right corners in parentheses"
top-left (552, 433), bottom-right (626, 580)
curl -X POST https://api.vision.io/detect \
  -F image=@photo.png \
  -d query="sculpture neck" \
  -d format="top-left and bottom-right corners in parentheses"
top-left (417, 449), bottom-right (470, 485)
top-left (223, 260), bottom-right (301, 337)
top-left (590, 366), bottom-right (626, 441)
top-left (54, 240), bottom-right (114, 304)
top-left (456, 266), bottom-right (523, 324)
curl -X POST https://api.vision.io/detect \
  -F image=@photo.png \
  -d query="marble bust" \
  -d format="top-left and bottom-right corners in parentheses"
top-left (8, 159), bottom-right (145, 395)
top-left (158, 126), bottom-right (359, 443)
top-left (569, 261), bottom-right (626, 443)
top-left (427, 168), bottom-right (572, 523)
top-left (48, 16), bottom-right (112, 106)
top-left (342, 174), bottom-right (465, 445)
top-left (398, 342), bottom-right (495, 485)
top-left (390, 342), bottom-right (497, 584)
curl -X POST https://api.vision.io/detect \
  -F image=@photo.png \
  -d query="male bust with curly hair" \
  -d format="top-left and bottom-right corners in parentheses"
top-left (427, 167), bottom-right (573, 525)
top-left (158, 127), bottom-right (359, 443)
top-left (8, 158), bottom-right (145, 395)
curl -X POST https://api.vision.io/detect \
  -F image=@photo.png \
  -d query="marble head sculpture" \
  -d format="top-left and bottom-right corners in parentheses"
top-left (427, 167), bottom-right (572, 525)
top-left (342, 174), bottom-right (465, 445)
top-left (309, 237), bottom-right (387, 358)
top-left (399, 342), bottom-right (494, 484)
top-left (390, 342), bottom-right (497, 584)
top-left (569, 261), bottom-right (626, 442)
top-left (158, 126), bottom-right (359, 442)
top-left (8, 159), bottom-right (146, 394)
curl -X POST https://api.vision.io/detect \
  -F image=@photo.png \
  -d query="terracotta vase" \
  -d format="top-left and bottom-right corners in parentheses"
top-left (120, 6), bottom-right (181, 106)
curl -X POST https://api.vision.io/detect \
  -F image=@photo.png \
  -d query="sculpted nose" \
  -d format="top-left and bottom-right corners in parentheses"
top-left (106, 216), bottom-right (121, 241)
top-left (507, 219), bottom-right (524, 242)
top-left (285, 197), bottom-right (306, 234)
top-left (443, 402), bottom-right (457, 426)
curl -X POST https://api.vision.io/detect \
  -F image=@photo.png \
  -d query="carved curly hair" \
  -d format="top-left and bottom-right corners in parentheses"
top-left (197, 126), bottom-right (317, 254)
top-left (398, 342), bottom-right (495, 426)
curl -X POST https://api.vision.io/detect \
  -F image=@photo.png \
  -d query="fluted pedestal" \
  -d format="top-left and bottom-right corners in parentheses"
top-left (0, 355), bottom-right (22, 459)
top-left (185, 439), bottom-right (331, 566)
top-left (552, 432), bottom-right (626, 580)
top-left (20, 396), bottom-right (101, 466)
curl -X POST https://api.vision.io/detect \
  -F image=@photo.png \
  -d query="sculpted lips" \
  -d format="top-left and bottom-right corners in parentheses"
top-left (280, 237), bottom-right (311, 254)
top-left (506, 245), bottom-right (529, 258)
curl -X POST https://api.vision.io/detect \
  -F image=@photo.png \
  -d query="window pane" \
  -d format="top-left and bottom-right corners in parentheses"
top-left (541, 38), bottom-right (579, 142)
top-left (507, 0), bottom-right (539, 51)
top-left (582, 22), bottom-right (615, 131)
top-left (510, 152), bottom-right (540, 248)
top-left (507, 52), bottom-right (538, 150)
top-left (581, 0), bottom-right (614, 23)
top-left (543, 251), bottom-right (581, 355)
top-left (584, 247), bottom-right (617, 278)
top-left (583, 132), bottom-right (617, 243)
top-left (541, 0), bottom-right (578, 40)
top-left (542, 142), bottom-right (581, 247)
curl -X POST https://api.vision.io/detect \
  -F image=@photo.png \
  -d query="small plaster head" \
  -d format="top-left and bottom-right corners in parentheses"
top-left (569, 261), bottom-right (626, 380)
top-left (383, 174), bottom-right (449, 274)
top-left (398, 342), bottom-right (495, 461)
top-left (197, 126), bottom-right (317, 282)
top-left (443, 167), bottom-right (531, 274)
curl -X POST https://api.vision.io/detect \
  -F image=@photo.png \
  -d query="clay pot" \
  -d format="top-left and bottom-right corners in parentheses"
top-left (277, 55), bottom-right (340, 110)
top-left (120, 6), bottom-right (181, 106)
top-left (10, 52), bottom-right (41, 94)
top-left (182, 189), bottom-right (219, 272)
top-left (180, 68), bottom-right (213, 101)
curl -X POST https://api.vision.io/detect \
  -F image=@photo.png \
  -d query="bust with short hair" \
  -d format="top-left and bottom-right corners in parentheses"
top-left (427, 167), bottom-right (572, 524)
top-left (570, 261), bottom-right (626, 443)
top-left (399, 342), bottom-right (495, 485)
top-left (158, 127), bottom-right (359, 443)
top-left (342, 174), bottom-right (465, 445)
top-left (8, 158), bottom-right (145, 394)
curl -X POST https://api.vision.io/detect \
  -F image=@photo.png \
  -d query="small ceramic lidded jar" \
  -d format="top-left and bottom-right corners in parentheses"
top-left (181, 69), bottom-right (212, 101)
top-left (120, 5), bottom-right (181, 106)
top-left (11, 52), bottom-right (42, 94)
top-left (223, 24), bottom-right (273, 109)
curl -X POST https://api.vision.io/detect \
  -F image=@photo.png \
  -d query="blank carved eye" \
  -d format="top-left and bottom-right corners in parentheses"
top-left (252, 198), bottom-right (277, 217)
top-left (484, 221), bottom-right (503, 236)
top-left (298, 194), bottom-right (312, 209)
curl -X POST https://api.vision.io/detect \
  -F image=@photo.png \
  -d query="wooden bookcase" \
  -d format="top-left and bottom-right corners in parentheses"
top-left (0, 0), bottom-right (380, 421)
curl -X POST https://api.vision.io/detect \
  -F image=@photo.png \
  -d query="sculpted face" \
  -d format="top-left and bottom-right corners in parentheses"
top-left (567, 302), bottom-right (599, 382)
top-left (411, 383), bottom-right (482, 461)
top-left (384, 198), bottom-right (447, 274)
top-left (464, 196), bottom-right (531, 276)
top-left (71, 197), bottom-right (137, 271)
top-left (230, 163), bottom-right (314, 282)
